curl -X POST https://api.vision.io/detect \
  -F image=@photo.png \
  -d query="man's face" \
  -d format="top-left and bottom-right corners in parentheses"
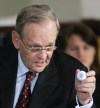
top-left (12, 20), bottom-right (58, 73)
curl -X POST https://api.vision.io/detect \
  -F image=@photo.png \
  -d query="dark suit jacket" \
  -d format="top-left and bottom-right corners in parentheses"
top-left (0, 45), bottom-right (95, 108)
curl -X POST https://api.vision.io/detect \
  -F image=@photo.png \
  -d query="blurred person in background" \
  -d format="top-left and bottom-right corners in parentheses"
top-left (56, 23), bottom-right (100, 107)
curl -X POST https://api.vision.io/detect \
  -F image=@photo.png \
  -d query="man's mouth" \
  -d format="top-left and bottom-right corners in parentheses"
top-left (35, 61), bottom-right (45, 67)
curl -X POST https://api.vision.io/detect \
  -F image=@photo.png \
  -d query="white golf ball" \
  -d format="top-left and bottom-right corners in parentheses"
top-left (77, 70), bottom-right (86, 81)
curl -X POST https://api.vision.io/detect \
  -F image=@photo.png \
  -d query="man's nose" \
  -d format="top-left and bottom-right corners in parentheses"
top-left (36, 50), bottom-right (47, 59)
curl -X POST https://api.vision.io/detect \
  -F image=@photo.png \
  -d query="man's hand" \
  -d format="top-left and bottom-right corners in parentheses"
top-left (75, 69), bottom-right (96, 105)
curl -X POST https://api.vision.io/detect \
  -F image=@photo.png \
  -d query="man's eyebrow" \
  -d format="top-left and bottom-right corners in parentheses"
top-left (48, 42), bottom-right (55, 45)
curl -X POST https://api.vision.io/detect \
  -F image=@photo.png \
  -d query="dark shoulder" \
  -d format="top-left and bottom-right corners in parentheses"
top-left (53, 49), bottom-right (88, 72)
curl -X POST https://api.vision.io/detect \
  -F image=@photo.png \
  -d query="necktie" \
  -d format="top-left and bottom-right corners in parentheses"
top-left (15, 71), bottom-right (35, 108)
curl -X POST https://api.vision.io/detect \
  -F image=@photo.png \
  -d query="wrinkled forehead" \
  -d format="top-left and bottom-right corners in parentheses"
top-left (21, 21), bottom-right (58, 45)
top-left (22, 20), bottom-right (57, 33)
top-left (20, 19), bottom-right (58, 34)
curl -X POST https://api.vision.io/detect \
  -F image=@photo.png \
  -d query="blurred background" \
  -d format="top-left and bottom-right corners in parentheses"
top-left (0, 0), bottom-right (100, 59)
top-left (0, 0), bottom-right (100, 22)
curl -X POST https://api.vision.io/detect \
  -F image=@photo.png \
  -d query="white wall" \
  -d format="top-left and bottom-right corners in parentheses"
top-left (29, 0), bottom-right (81, 22)
top-left (81, 0), bottom-right (100, 19)
top-left (0, 0), bottom-right (29, 16)
top-left (0, 0), bottom-right (100, 25)
top-left (0, 0), bottom-right (81, 22)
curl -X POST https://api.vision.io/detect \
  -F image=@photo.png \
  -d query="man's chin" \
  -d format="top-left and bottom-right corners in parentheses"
top-left (35, 66), bottom-right (46, 73)
top-left (32, 63), bottom-right (49, 73)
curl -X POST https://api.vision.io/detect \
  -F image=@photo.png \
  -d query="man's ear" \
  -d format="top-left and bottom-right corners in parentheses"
top-left (12, 31), bottom-right (20, 49)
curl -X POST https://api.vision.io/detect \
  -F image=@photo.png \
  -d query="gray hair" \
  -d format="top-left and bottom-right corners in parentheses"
top-left (15, 5), bottom-right (60, 37)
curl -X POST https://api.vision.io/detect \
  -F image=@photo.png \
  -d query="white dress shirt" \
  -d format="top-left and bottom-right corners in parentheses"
top-left (13, 52), bottom-right (39, 108)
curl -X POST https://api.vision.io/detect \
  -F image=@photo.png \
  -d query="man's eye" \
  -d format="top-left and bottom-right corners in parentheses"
top-left (46, 47), bottom-right (51, 51)
top-left (48, 45), bottom-right (54, 47)
top-left (31, 46), bottom-right (40, 50)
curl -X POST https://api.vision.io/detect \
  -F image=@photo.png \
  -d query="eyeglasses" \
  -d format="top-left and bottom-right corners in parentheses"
top-left (20, 39), bottom-right (56, 52)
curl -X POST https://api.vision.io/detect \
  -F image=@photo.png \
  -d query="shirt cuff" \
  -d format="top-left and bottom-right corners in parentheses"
top-left (75, 95), bottom-right (93, 108)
